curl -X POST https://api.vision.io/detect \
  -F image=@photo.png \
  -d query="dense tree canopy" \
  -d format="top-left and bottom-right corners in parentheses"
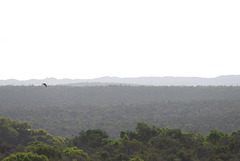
top-left (1, 117), bottom-right (240, 161)
top-left (1, 85), bottom-right (240, 160)
top-left (1, 86), bottom-right (240, 138)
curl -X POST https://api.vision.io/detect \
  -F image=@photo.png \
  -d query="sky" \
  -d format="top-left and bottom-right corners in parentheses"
top-left (0, 0), bottom-right (240, 80)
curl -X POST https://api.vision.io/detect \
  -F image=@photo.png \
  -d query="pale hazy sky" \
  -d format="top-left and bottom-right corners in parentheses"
top-left (0, 0), bottom-right (240, 80)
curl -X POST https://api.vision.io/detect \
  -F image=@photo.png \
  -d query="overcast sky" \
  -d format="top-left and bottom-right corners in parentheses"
top-left (0, 0), bottom-right (240, 80)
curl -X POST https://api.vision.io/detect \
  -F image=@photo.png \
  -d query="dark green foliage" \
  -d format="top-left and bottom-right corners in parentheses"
top-left (195, 145), bottom-right (213, 160)
top-left (27, 141), bottom-right (62, 159)
top-left (99, 151), bottom-right (109, 161)
top-left (0, 117), bottom-right (34, 145)
top-left (1, 118), bottom-right (240, 161)
top-left (114, 153), bottom-right (130, 161)
top-left (0, 117), bottom-right (65, 146)
top-left (63, 146), bottom-right (89, 161)
top-left (206, 129), bottom-right (224, 145)
top-left (68, 129), bottom-right (109, 151)
top-left (2, 152), bottom-right (49, 161)
top-left (0, 140), bottom-right (20, 160)
top-left (135, 122), bottom-right (160, 142)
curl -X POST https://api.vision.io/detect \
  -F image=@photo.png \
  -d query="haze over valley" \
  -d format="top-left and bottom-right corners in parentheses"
top-left (1, 75), bottom-right (240, 86)
top-left (1, 0), bottom-right (240, 160)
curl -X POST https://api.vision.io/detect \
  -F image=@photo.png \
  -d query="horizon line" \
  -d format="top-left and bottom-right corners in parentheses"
top-left (1, 74), bottom-right (240, 81)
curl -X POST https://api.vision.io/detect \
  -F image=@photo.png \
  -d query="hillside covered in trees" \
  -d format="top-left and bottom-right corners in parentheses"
top-left (1, 117), bottom-right (240, 161)
top-left (1, 85), bottom-right (240, 139)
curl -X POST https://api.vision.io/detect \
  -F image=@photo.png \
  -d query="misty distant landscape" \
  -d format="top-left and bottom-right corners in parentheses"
top-left (1, 75), bottom-right (240, 86)
top-left (1, 76), bottom-right (240, 160)
top-left (2, 0), bottom-right (240, 159)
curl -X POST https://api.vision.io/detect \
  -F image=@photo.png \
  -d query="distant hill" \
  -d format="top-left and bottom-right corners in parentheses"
top-left (1, 75), bottom-right (240, 86)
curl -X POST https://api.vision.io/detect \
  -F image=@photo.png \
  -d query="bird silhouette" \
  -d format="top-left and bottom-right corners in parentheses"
top-left (42, 83), bottom-right (47, 87)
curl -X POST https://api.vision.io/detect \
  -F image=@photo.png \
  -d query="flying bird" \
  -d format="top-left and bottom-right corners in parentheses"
top-left (42, 83), bottom-right (47, 87)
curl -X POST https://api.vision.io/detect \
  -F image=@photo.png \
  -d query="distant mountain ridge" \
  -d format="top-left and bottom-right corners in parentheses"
top-left (1, 75), bottom-right (240, 86)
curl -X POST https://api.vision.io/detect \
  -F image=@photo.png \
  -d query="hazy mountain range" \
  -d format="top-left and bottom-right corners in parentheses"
top-left (1, 75), bottom-right (240, 86)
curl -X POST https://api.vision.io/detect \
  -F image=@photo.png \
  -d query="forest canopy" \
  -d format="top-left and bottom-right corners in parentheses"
top-left (1, 86), bottom-right (240, 138)
top-left (1, 117), bottom-right (240, 161)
